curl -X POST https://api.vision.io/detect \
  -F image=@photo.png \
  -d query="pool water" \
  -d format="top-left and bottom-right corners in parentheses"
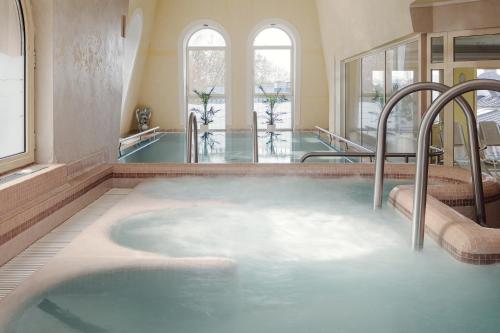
top-left (118, 131), bottom-right (351, 164)
top-left (7, 178), bottom-right (500, 333)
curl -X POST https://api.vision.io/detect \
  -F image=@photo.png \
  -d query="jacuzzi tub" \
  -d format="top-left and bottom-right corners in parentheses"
top-left (3, 176), bottom-right (500, 333)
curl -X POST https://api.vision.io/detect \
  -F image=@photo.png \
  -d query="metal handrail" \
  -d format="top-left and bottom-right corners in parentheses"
top-left (300, 150), bottom-right (443, 163)
top-left (186, 112), bottom-right (198, 163)
top-left (315, 126), bottom-right (373, 153)
top-left (412, 79), bottom-right (499, 250)
top-left (252, 111), bottom-right (259, 163)
top-left (374, 83), bottom-right (482, 217)
top-left (118, 127), bottom-right (160, 154)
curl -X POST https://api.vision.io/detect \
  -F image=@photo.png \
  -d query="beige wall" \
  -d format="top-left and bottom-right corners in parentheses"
top-left (32, 0), bottom-right (127, 163)
top-left (411, 0), bottom-right (500, 33)
top-left (131, 0), bottom-right (329, 131)
top-left (315, 0), bottom-right (415, 132)
top-left (120, 0), bottom-right (158, 136)
top-left (31, 0), bottom-right (54, 163)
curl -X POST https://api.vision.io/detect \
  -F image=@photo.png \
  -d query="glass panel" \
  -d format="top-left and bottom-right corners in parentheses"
top-left (454, 34), bottom-right (500, 62)
top-left (431, 37), bottom-right (444, 63)
top-left (187, 49), bottom-right (225, 130)
top-left (188, 28), bottom-right (226, 47)
top-left (452, 68), bottom-right (476, 166)
top-left (477, 69), bottom-right (500, 127)
top-left (385, 41), bottom-right (419, 153)
top-left (188, 96), bottom-right (226, 131)
top-left (361, 52), bottom-right (385, 150)
top-left (344, 59), bottom-right (362, 145)
top-left (0, 0), bottom-right (25, 159)
top-left (431, 69), bottom-right (444, 102)
top-left (254, 28), bottom-right (292, 47)
top-left (431, 69), bottom-right (445, 150)
top-left (254, 49), bottom-right (292, 130)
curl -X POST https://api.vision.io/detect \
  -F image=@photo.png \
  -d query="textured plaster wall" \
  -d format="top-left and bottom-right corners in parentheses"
top-left (52, 0), bottom-right (127, 163)
top-left (31, 0), bottom-right (127, 163)
top-left (120, 0), bottom-right (158, 136)
top-left (315, 0), bottom-right (414, 132)
top-left (134, 0), bottom-right (329, 131)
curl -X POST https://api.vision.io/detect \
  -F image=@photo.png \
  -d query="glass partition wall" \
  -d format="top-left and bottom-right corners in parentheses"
top-left (428, 28), bottom-right (500, 167)
top-left (343, 38), bottom-right (420, 153)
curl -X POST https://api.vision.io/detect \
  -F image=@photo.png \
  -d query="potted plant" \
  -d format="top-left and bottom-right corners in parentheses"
top-left (191, 87), bottom-right (220, 133)
top-left (258, 85), bottom-right (288, 132)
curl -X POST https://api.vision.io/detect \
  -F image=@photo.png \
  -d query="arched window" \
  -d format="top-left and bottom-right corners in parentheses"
top-left (253, 26), bottom-right (295, 130)
top-left (186, 27), bottom-right (227, 130)
top-left (0, 0), bottom-right (31, 172)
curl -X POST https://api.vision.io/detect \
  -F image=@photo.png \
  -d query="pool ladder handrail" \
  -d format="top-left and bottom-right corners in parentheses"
top-left (315, 126), bottom-right (373, 154)
top-left (373, 82), bottom-right (485, 223)
top-left (300, 150), bottom-right (443, 163)
top-left (411, 79), bottom-right (500, 250)
top-left (118, 126), bottom-right (160, 157)
top-left (186, 112), bottom-right (198, 163)
top-left (252, 111), bottom-right (259, 163)
top-left (372, 82), bottom-right (486, 232)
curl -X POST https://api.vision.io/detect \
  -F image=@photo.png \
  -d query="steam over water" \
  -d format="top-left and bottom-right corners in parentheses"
top-left (8, 178), bottom-right (500, 333)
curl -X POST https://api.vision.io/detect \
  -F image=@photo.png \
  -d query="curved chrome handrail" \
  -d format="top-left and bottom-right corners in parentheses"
top-left (300, 150), bottom-right (443, 163)
top-left (373, 83), bottom-right (484, 230)
top-left (186, 112), bottom-right (198, 163)
top-left (118, 126), bottom-right (160, 156)
top-left (252, 111), bottom-right (259, 163)
top-left (412, 79), bottom-right (500, 250)
top-left (315, 126), bottom-right (373, 153)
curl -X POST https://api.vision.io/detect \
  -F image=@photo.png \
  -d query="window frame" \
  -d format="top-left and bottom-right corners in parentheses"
top-left (179, 21), bottom-right (231, 130)
top-left (249, 20), bottom-right (300, 131)
top-left (0, 0), bottom-right (35, 175)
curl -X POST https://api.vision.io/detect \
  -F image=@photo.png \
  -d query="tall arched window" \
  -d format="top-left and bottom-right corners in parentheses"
top-left (0, 0), bottom-right (25, 159)
top-left (253, 26), bottom-right (295, 130)
top-left (186, 27), bottom-right (227, 130)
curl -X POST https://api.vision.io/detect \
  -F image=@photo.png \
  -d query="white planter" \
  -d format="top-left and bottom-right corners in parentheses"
top-left (267, 124), bottom-right (276, 132)
top-left (199, 124), bottom-right (209, 133)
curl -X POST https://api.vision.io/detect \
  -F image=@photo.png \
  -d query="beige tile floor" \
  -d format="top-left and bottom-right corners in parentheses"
top-left (0, 188), bottom-right (132, 302)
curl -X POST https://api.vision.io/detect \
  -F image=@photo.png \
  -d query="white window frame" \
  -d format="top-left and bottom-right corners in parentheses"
top-left (179, 20), bottom-right (231, 130)
top-left (0, 0), bottom-right (35, 174)
top-left (248, 19), bottom-right (301, 130)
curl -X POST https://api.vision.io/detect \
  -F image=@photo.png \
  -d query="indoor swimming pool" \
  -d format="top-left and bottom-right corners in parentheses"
top-left (118, 131), bottom-right (350, 164)
top-left (4, 177), bottom-right (500, 333)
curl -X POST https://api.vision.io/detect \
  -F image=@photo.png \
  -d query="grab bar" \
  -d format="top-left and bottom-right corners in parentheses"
top-left (300, 150), bottom-right (443, 163)
top-left (412, 79), bottom-right (499, 250)
top-left (186, 112), bottom-right (198, 163)
top-left (118, 126), bottom-right (160, 155)
top-left (374, 83), bottom-right (481, 216)
top-left (252, 111), bottom-right (259, 163)
top-left (315, 126), bottom-right (373, 153)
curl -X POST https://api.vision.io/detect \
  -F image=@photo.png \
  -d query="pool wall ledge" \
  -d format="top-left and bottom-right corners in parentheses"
top-left (389, 185), bottom-right (500, 265)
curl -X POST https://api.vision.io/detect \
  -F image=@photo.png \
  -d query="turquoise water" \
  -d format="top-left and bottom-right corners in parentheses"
top-left (8, 178), bottom-right (500, 333)
top-left (118, 131), bottom-right (351, 164)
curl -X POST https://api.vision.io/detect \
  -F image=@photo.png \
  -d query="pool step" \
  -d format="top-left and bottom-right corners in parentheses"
top-left (0, 189), bottom-right (132, 302)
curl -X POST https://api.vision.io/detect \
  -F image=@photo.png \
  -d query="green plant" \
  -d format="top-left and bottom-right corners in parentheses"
top-left (258, 85), bottom-right (288, 126)
top-left (191, 87), bottom-right (220, 126)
